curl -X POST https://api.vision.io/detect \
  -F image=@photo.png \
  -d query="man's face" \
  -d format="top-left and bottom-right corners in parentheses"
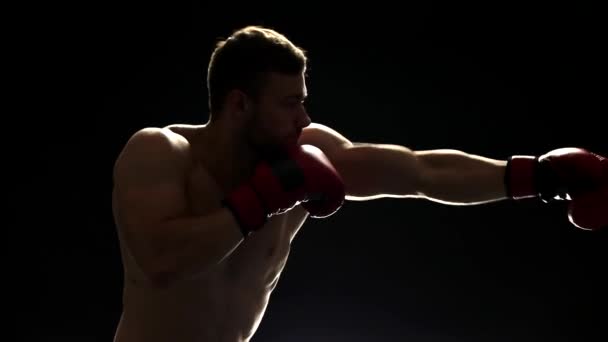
top-left (246, 71), bottom-right (311, 155)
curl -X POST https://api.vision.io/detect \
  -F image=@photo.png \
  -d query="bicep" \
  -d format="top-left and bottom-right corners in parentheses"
top-left (299, 123), bottom-right (423, 199)
top-left (113, 128), bottom-right (190, 231)
top-left (335, 143), bottom-right (424, 200)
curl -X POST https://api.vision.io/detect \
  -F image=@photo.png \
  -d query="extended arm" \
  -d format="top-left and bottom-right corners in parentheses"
top-left (298, 123), bottom-right (607, 229)
top-left (299, 124), bottom-right (506, 204)
top-left (343, 144), bottom-right (507, 205)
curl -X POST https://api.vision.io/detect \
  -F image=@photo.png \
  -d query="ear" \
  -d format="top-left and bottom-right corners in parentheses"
top-left (225, 89), bottom-right (251, 116)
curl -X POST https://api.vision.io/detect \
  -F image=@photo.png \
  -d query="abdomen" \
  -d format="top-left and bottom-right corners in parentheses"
top-left (115, 271), bottom-right (227, 342)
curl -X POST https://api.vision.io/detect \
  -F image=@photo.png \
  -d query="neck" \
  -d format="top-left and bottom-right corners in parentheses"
top-left (198, 118), bottom-right (258, 187)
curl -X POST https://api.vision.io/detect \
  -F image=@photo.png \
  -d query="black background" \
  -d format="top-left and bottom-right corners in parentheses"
top-left (13, 1), bottom-right (607, 341)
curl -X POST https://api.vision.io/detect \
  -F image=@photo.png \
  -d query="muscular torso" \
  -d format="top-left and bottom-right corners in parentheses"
top-left (113, 125), bottom-right (309, 342)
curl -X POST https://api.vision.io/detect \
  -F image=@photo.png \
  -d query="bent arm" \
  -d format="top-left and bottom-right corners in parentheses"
top-left (116, 190), bottom-right (245, 287)
top-left (113, 127), bottom-right (245, 288)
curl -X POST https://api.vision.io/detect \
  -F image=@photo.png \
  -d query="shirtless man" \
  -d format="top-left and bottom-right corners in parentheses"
top-left (111, 26), bottom-right (607, 342)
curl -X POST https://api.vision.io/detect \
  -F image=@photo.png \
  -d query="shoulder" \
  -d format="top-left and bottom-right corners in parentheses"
top-left (113, 127), bottom-right (192, 183)
top-left (118, 127), bottom-right (190, 160)
top-left (164, 123), bottom-right (203, 140)
top-left (298, 123), bottom-right (353, 153)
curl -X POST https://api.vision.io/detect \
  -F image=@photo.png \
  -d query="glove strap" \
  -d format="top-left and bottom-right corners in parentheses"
top-left (505, 155), bottom-right (538, 200)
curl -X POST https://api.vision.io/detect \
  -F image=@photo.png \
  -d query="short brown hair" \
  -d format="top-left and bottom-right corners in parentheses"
top-left (206, 26), bottom-right (307, 119)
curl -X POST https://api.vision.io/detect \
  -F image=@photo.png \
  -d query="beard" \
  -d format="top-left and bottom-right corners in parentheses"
top-left (247, 129), bottom-right (286, 160)
top-left (244, 110), bottom-right (291, 161)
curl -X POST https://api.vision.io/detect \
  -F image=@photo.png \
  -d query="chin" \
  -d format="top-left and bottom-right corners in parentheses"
top-left (255, 142), bottom-right (285, 158)
top-left (253, 135), bottom-right (297, 157)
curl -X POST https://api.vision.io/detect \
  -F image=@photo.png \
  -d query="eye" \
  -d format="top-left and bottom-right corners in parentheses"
top-left (284, 99), bottom-right (303, 108)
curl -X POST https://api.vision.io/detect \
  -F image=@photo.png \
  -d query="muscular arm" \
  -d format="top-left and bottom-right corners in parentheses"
top-left (413, 149), bottom-right (507, 204)
top-left (112, 128), bottom-right (244, 287)
top-left (298, 123), bottom-right (507, 205)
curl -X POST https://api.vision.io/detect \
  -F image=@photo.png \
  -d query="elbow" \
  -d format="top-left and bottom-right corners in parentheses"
top-left (379, 146), bottom-right (427, 197)
top-left (132, 250), bottom-right (181, 289)
top-left (404, 156), bottom-right (438, 197)
top-left (142, 259), bottom-right (180, 289)
top-left (140, 251), bottom-right (217, 289)
top-left (146, 270), bottom-right (176, 289)
top-left (386, 153), bottom-right (426, 197)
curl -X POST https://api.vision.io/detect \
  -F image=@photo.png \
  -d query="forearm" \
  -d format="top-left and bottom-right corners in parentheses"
top-left (416, 149), bottom-right (508, 205)
top-left (133, 208), bottom-right (245, 287)
top-left (338, 144), bottom-right (507, 204)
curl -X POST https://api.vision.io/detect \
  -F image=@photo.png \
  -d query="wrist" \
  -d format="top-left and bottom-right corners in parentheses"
top-left (222, 183), bottom-right (267, 236)
top-left (505, 155), bottom-right (538, 200)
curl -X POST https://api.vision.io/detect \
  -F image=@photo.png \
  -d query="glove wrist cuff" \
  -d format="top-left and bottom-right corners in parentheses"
top-left (506, 155), bottom-right (539, 200)
top-left (222, 184), bottom-right (267, 237)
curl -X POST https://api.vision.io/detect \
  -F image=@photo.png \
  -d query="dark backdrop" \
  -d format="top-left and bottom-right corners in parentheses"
top-left (14, 1), bottom-right (606, 341)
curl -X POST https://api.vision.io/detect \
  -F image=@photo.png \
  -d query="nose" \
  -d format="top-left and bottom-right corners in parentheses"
top-left (297, 109), bottom-right (312, 129)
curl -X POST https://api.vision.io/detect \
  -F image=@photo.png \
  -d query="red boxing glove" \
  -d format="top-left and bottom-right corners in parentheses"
top-left (568, 187), bottom-right (608, 231)
top-left (295, 145), bottom-right (346, 218)
top-left (222, 144), bottom-right (345, 236)
top-left (505, 147), bottom-right (607, 202)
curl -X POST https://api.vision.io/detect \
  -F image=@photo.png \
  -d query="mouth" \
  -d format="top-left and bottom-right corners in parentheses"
top-left (289, 134), bottom-right (301, 146)
top-left (293, 130), bottom-right (302, 143)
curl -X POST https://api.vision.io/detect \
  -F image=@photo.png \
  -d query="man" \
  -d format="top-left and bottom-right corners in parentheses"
top-left (111, 25), bottom-right (607, 342)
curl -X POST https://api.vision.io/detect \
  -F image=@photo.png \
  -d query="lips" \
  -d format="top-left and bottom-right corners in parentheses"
top-left (293, 130), bottom-right (302, 144)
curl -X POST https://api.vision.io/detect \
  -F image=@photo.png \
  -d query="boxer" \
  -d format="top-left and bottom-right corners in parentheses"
top-left (111, 25), bottom-right (606, 342)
